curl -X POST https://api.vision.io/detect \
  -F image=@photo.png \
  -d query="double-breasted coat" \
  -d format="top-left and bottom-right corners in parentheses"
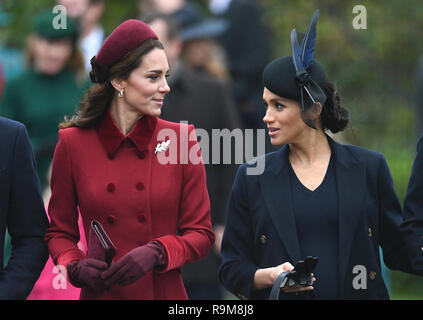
top-left (219, 136), bottom-right (423, 299)
top-left (45, 110), bottom-right (215, 300)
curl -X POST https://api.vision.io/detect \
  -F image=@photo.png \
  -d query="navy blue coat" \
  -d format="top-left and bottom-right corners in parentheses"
top-left (0, 117), bottom-right (48, 299)
top-left (219, 136), bottom-right (423, 299)
top-left (402, 134), bottom-right (423, 266)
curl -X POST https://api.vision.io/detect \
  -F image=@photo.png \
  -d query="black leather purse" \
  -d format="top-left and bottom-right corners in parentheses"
top-left (87, 220), bottom-right (116, 266)
top-left (268, 256), bottom-right (318, 300)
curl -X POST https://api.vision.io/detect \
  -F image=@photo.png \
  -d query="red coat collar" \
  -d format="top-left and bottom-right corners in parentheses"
top-left (95, 109), bottom-right (157, 158)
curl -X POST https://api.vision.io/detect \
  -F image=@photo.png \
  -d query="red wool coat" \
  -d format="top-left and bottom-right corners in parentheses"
top-left (45, 110), bottom-right (215, 300)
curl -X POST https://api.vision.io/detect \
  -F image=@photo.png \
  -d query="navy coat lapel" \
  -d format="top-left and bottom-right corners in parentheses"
top-left (327, 137), bottom-right (367, 297)
top-left (258, 145), bottom-right (302, 263)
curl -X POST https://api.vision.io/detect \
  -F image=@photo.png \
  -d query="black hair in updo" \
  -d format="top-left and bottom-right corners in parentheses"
top-left (320, 80), bottom-right (349, 133)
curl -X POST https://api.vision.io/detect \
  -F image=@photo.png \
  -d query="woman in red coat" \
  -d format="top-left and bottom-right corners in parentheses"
top-left (45, 19), bottom-right (215, 300)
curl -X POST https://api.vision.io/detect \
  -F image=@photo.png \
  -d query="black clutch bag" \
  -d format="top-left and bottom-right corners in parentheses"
top-left (268, 256), bottom-right (318, 300)
top-left (87, 220), bottom-right (116, 266)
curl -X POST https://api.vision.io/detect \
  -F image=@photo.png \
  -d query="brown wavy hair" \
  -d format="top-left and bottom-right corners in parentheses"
top-left (59, 38), bottom-right (164, 129)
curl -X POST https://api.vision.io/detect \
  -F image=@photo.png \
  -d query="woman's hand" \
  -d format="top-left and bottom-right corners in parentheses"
top-left (253, 262), bottom-right (315, 293)
top-left (101, 242), bottom-right (165, 287)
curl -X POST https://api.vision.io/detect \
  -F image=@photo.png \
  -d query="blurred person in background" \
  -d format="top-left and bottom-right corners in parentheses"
top-left (208, 0), bottom-right (273, 147)
top-left (57, 0), bottom-right (106, 73)
top-left (0, 2), bottom-right (24, 91)
top-left (174, 2), bottom-right (229, 81)
top-left (145, 12), bottom-right (241, 300)
top-left (0, 11), bottom-right (90, 189)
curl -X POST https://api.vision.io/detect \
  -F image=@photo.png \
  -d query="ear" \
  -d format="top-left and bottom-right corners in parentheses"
top-left (110, 78), bottom-right (127, 92)
top-left (310, 102), bottom-right (322, 119)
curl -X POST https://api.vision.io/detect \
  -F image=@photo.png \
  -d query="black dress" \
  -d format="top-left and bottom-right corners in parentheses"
top-left (289, 155), bottom-right (339, 299)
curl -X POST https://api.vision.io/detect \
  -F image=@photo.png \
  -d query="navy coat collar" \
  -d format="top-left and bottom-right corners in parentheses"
top-left (258, 135), bottom-right (366, 297)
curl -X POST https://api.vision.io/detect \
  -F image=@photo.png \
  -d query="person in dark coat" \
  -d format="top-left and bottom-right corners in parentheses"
top-left (0, 116), bottom-right (49, 299)
top-left (403, 134), bottom-right (423, 259)
top-left (209, 0), bottom-right (271, 131)
top-left (219, 10), bottom-right (423, 300)
top-left (145, 12), bottom-right (241, 299)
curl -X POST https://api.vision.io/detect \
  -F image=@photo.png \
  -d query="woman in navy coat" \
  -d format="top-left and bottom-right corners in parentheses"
top-left (219, 10), bottom-right (423, 300)
top-left (0, 117), bottom-right (48, 299)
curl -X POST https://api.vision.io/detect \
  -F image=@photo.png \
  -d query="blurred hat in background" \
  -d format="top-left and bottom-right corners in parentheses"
top-left (173, 3), bottom-right (228, 42)
top-left (32, 10), bottom-right (78, 41)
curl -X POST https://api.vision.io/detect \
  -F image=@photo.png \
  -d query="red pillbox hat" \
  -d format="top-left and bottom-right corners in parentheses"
top-left (90, 19), bottom-right (158, 83)
top-left (96, 19), bottom-right (158, 67)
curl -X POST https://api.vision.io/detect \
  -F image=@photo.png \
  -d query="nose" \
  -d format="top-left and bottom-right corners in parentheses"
top-left (159, 78), bottom-right (170, 94)
top-left (263, 107), bottom-right (273, 124)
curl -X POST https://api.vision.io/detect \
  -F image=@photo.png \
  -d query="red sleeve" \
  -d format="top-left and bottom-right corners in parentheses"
top-left (44, 130), bottom-right (85, 267)
top-left (154, 125), bottom-right (215, 272)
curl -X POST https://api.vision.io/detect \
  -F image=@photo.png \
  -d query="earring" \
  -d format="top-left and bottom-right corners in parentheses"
top-left (118, 90), bottom-right (124, 98)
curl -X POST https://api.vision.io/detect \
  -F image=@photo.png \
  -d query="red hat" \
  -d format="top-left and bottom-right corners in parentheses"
top-left (90, 19), bottom-right (158, 83)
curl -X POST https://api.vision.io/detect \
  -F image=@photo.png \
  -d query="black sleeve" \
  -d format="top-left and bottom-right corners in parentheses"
top-left (0, 124), bottom-right (49, 299)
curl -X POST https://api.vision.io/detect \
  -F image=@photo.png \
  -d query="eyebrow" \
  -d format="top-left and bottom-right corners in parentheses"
top-left (263, 97), bottom-right (288, 104)
top-left (145, 69), bottom-right (170, 74)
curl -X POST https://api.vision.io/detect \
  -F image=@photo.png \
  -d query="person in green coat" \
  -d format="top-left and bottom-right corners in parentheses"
top-left (1, 11), bottom-right (90, 269)
top-left (0, 11), bottom-right (90, 188)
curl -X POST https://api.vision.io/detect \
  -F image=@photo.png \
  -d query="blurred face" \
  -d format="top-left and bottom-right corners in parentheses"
top-left (148, 18), bottom-right (181, 69)
top-left (262, 87), bottom-right (309, 146)
top-left (182, 39), bottom-right (212, 68)
top-left (31, 36), bottom-right (73, 75)
top-left (119, 48), bottom-right (170, 117)
top-left (57, 0), bottom-right (90, 18)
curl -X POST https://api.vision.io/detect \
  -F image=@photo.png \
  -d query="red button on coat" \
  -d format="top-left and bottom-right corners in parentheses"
top-left (136, 182), bottom-right (145, 191)
top-left (107, 183), bottom-right (115, 192)
top-left (137, 214), bottom-right (146, 223)
top-left (138, 150), bottom-right (147, 159)
top-left (107, 215), bottom-right (116, 224)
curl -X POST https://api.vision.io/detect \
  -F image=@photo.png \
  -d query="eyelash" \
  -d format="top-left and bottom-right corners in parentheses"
top-left (149, 74), bottom-right (170, 81)
top-left (264, 103), bottom-right (285, 110)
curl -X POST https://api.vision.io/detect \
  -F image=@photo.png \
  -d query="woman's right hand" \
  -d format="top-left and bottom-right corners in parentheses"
top-left (253, 262), bottom-right (315, 293)
top-left (270, 262), bottom-right (315, 294)
top-left (66, 258), bottom-right (109, 291)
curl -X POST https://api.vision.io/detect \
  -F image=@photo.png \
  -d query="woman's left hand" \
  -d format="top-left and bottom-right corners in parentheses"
top-left (101, 242), bottom-right (164, 287)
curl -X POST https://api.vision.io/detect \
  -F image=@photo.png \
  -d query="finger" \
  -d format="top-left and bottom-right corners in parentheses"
top-left (103, 265), bottom-right (130, 287)
top-left (101, 260), bottom-right (125, 279)
top-left (283, 285), bottom-right (314, 293)
top-left (85, 258), bottom-right (109, 270)
top-left (118, 273), bottom-right (138, 287)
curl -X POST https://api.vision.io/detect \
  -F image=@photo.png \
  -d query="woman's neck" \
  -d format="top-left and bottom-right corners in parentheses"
top-left (109, 98), bottom-right (144, 135)
top-left (288, 130), bottom-right (331, 166)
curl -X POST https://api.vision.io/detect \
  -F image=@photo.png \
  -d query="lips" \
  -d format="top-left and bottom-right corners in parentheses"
top-left (267, 127), bottom-right (280, 137)
top-left (152, 98), bottom-right (164, 106)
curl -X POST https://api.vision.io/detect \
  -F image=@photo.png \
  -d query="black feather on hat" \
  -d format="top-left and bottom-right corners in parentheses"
top-left (263, 9), bottom-right (327, 129)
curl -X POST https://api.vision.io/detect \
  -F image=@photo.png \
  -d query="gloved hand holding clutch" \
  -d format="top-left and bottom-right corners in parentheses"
top-left (101, 241), bottom-right (166, 287)
top-left (67, 258), bottom-right (109, 291)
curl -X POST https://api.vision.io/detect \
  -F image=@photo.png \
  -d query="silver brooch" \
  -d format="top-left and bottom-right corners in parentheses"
top-left (155, 140), bottom-right (171, 154)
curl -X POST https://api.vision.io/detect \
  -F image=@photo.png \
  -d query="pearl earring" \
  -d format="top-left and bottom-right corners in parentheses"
top-left (118, 90), bottom-right (124, 98)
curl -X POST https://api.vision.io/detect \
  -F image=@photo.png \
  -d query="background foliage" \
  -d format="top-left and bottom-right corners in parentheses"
top-left (2, 0), bottom-right (423, 299)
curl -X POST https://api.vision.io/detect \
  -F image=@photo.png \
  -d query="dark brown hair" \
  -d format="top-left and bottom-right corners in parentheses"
top-left (320, 80), bottom-right (350, 133)
top-left (59, 38), bottom-right (164, 129)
